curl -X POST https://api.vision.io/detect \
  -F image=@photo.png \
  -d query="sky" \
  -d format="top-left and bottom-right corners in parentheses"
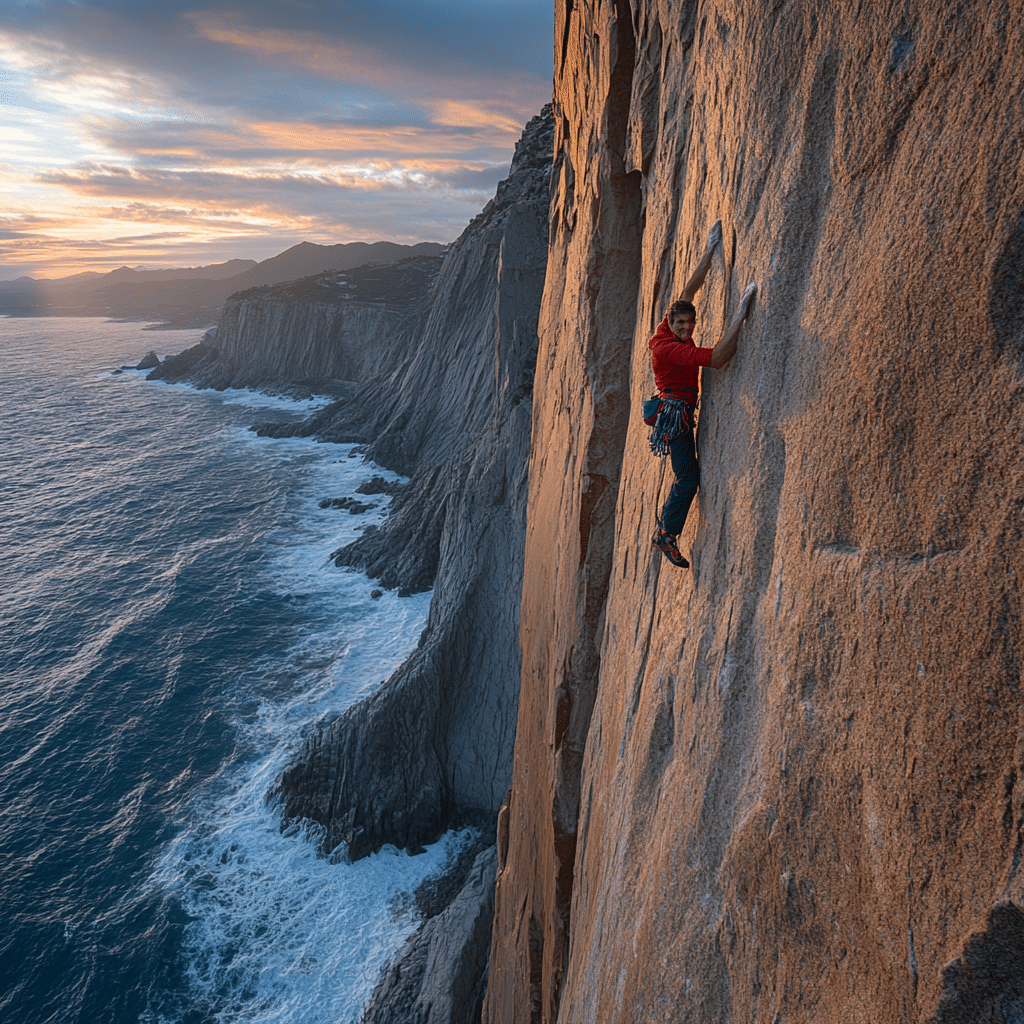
top-left (0, 0), bottom-right (553, 280)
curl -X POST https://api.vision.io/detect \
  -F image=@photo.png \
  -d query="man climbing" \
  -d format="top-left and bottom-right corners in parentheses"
top-left (650, 220), bottom-right (757, 568)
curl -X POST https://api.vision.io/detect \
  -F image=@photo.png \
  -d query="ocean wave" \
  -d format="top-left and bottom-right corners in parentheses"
top-left (1, 319), bottom-right (441, 1024)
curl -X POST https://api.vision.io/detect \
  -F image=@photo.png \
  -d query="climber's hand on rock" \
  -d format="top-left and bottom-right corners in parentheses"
top-left (739, 282), bottom-right (757, 318)
top-left (710, 283), bottom-right (758, 368)
top-left (707, 220), bottom-right (723, 252)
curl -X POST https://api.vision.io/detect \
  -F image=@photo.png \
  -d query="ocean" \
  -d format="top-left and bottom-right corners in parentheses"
top-left (0, 317), bottom-right (464, 1024)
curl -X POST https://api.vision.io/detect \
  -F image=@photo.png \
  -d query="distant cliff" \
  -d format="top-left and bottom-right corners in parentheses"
top-left (485, 3), bottom-right (1023, 1023)
top-left (147, 255), bottom-right (443, 392)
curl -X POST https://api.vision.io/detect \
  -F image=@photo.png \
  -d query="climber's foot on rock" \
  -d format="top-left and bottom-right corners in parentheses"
top-left (652, 528), bottom-right (689, 568)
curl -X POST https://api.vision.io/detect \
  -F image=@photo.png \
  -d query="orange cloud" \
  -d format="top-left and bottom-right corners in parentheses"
top-left (245, 120), bottom-right (513, 158)
top-left (430, 101), bottom-right (523, 134)
top-left (134, 148), bottom-right (203, 158)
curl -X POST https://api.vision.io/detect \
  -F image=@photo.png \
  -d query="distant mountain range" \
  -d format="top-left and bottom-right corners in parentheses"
top-left (0, 241), bottom-right (448, 327)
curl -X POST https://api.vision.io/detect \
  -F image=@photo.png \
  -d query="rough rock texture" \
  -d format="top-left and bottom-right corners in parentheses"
top-left (486, 3), bottom-right (1023, 1024)
top-left (361, 846), bottom-right (498, 1024)
top-left (272, 107), bottom-right (555, 859)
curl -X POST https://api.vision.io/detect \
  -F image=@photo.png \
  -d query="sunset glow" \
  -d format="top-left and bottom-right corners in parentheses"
top-left (0, 1), bottom-right (552, 279)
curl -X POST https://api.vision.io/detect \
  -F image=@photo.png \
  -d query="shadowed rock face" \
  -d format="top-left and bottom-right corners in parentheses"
top-left (361, 847), bottom-right (498, 1024)
top-left (486, 3), bottom-right (1023, 1023)
top-left (272, 107), bottom-right (555, 859)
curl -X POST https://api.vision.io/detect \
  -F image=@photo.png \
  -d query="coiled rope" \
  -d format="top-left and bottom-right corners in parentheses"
top-left (649, 398), bottom-right (695, 457)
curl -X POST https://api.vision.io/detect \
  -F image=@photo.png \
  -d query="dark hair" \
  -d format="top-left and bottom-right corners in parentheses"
top-left (668, 299), bottom-right (696, 320)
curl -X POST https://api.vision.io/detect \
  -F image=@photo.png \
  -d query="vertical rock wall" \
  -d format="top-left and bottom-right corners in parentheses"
top-left (273, 109), bottom-right (555, 859)
top-left (488, 2), bottom-right (1023, 1022)
top-left (212, 297), bottom-right (415, 387)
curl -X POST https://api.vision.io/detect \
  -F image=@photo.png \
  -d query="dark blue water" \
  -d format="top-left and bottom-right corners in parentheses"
top-left (0, 318), bottom-right (457, 1024)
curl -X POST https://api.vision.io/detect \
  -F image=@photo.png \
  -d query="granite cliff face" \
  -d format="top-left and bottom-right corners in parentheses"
top-left (486, 3), bottom-right (1023, 1023)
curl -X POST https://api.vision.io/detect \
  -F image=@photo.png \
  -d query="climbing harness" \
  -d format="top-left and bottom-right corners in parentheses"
top-left (649, 397), bottom-right (696, 457)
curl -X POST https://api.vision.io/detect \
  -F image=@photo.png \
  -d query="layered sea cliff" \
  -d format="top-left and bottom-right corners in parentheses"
top-left (154, 107), bottom-right (554, 1023)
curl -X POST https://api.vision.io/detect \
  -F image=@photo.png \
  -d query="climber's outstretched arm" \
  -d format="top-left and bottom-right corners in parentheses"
top-left (680, 220), bottom-right (722, 302)
top-left (710, 283), bottom-right (757, 369)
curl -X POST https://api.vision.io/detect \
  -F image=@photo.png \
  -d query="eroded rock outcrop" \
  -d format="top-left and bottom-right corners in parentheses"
top-left (147, 255), bottom-right (442, 392)
top-left (361, 847), bottom-right (498, 1024)
top-left (273, 107), bottom-right (554, 860)
top-left (486, 3), bottom-right (1022, 1023)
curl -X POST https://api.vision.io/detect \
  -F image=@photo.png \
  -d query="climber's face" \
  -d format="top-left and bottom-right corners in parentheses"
top-left (669, 312), bottom-right (695, 340)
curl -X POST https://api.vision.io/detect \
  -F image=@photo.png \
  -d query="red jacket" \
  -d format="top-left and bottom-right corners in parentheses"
top-left (648, 317), bottom-right (714, 405)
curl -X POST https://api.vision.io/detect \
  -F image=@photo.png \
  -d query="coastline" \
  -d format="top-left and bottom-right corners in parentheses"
top-left (1, 317), bottom-right (469, 1024)
top-left (135, 340), bottom-right (505, 1024)
top-left (107, 107), bottom-right (553, 1024)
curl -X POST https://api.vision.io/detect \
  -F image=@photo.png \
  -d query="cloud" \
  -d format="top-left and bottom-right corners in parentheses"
top-left (75, 113), bottom-right (517, 168)
top-left (0, 0), bottom-right (552, 277)
top-left (9, 157), bottom-right (500, 255)
top-left (35, 161), bottom-right (500, 205)
top-left (0, 127), bottom-right (41, 142)
top-left (1, 3), bottom-right (550, 122)
top-left (182, 1), bottom-right (552, 82)
top-left (182, 13), bottom-right (373, 77)
top-left (180, 9), bottom-right (546, 122)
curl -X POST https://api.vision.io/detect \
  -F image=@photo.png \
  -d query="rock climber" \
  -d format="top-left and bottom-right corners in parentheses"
top-left (650, 220), bottom-right (757, 569)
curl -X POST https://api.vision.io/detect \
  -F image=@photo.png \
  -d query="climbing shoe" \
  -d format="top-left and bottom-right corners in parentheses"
top-left (652, 527), bottom-right (689, 568)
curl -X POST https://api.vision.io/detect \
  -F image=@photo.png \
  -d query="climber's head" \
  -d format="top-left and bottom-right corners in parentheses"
top-left (667, 299), bottom-right (696, 340)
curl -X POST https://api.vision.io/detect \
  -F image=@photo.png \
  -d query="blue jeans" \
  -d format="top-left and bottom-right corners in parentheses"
top-left (661, 427), bottom-right (699, 537)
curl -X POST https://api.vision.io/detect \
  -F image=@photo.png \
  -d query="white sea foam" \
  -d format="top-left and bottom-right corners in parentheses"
top-left (229, 431), bottom-right (429, 709)
top-left (148, 769), bottom-right (470, 1024)
top-left (130, 370), bottom-right (337, 416)
top-left (218, 388), bottom-right (332, 415)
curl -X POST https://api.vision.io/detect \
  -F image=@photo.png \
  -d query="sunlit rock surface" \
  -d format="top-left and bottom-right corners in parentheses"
top-left (485, 3), bottom-right (1023, 1023)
